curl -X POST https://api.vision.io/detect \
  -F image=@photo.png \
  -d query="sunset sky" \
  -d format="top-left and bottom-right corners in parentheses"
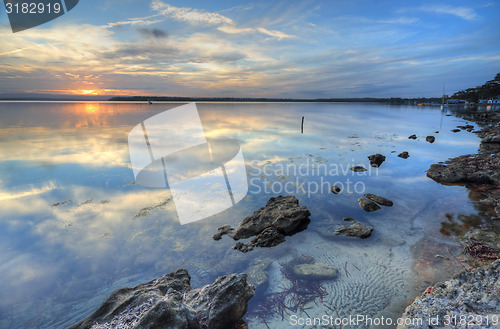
top-left (0, 0), bottom-right (499, 98)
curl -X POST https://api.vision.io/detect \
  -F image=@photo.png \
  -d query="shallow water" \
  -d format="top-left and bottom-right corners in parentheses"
top-left (0, 102), bottom-right (484, 328)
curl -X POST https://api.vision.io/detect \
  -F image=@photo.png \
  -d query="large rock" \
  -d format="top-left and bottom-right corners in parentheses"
top-left (426, 136), bottom-right (435, 143)
top-left (231, 196), bottom-right (311, 248)
top-left (335, 220), bottom-right (373, 239)
top-left (368, 154), bottom-right (386, 168)
top-left (358, 197), bottom-right (381, 212)
top-left (426, 153), bottom-right (500, 186)
top-left (397, 260), bottom-right (500, 329)
top-left (69, 269), bottom-right (254, 329)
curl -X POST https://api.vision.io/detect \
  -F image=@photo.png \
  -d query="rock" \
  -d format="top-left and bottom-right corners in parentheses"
top-left (397, 260), bottom-right (500, 329)
top-left (464, 229), bottom-right (500, 249)
top-left (335, 220), bottom-right (373, 239)
top-left (426, 136), bottom-right (435, 143)
top-left (358, 198), bottom-right (381, 212)
top-left (364, 193), bottom-right (393, 207)
top-left (426, 154), bottom-right (500, 186)
top-left (233, 242), bottom-right (254, 253)
top-left (343, 217), bottom-right (355, 221)
top-left (230, 196), bottom-right (311, 252)
top-left (451, 128), bottom-right (461, 133)
top-left (408, 134), bottom-right (417, 139)
top-left (330, 185), bottom-right (341, 194)
top-left (293, 263), bottom-right (339, 280)
top-left (480, 142), bottom-right (500, 154)
top-left (213, 225), bottom-right (234, 241)
top-left (350, 166), bottom-right (367, 172)
top-left (69, 269), bottom-right (254, 329)
top-left (481, 134), bottom-right (500, 143)
top-left (367, 154), bottom-right (386, 168)
top-left (185, 274), bottom-right (254, 329)
top-left (457, 124), bottom-right (474, 132)
top-left (435, 131), bottom-right (439, 133)
top-left (245, 259), bottom-right (272, 292)
top-left (251, 227), bottom-right (286, 248)
top-left (398, 151), bottom-right (410, 159)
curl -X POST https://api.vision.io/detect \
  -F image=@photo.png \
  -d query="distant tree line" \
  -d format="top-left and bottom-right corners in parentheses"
top-left (108, 96), bottom-right (441, 104)
top-left (452, 73), bottom-right (500, 103)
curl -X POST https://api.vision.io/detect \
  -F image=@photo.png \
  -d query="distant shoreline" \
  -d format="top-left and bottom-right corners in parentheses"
top-left (0, 95), bottom-right (444, 104)
top-left (108, 96), bottom-right (443, 104)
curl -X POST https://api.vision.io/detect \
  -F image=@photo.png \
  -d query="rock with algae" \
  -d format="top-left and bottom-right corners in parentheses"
top-left (397, 260), bottom-right (500, 329)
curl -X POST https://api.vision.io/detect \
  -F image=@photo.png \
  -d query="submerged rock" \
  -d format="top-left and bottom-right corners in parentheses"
top-left (293, 263), bottom-right (339, 280)
top-left (350, 166), bottom-right (367, 172)
top-left (426, 136), bottom-right (435, 143)
top-left (398, 151), bottom-right (410, 159)
top-left (335, 220), bottom-right (373, 239)
top-left (408, 134), bottom-right (417, 140)
top-left (229, 196), bottom-right (311, 252)
top-left (358, 198), bottom-right (381, 212)
top-left (69, 269), bottom-right (254, 329)
top-left (398, 260), bottom-right (500, 329)
top-left (368, 154), bottom-right (386, 168)
top-left (245, 259), bottom-right (272, 293)
top-left (364, 193), bottom-right (393, 207)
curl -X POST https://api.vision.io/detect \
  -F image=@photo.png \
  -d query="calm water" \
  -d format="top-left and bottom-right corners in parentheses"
top-left (0, 102), bottom-right (483, 328)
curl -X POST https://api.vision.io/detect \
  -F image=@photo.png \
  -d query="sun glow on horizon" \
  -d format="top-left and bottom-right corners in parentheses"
top-left (80, 89), bottom-right (98, 95)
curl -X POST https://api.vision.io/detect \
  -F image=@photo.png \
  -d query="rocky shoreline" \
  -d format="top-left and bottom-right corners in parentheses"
top-left (402, 109), bottom-right (500, 327)
top-left (398, 260), bottom-right (500, 329)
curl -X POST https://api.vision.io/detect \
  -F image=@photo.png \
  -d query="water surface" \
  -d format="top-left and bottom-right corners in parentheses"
top-left (0, 102), bottom-right (483, 328)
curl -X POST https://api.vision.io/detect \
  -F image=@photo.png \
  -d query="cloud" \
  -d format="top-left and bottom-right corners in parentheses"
top-left (105, 15), bottom-right (163, 28)
top-left (257, 27), bottom-right (295, 40)
top-left (149, 1), bottom-right (293, 40)
top-left (419, 5), bottom-right (478, 21)
top-left (151, 0), bottom-right (233, 25)
top-left (138, 28), bottom-right (168, 39)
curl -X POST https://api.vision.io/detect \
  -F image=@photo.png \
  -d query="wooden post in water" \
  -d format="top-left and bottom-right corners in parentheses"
top-left (301, 116), bottom-right (304, 133)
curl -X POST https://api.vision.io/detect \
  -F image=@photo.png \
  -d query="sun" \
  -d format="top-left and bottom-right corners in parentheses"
top-left (80, 89), bottom-right (98, 95)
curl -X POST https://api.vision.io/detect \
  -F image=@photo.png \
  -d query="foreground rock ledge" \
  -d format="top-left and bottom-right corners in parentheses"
top-left (397, 260), bottom-right (500, 329)
top-left (69, 269), bottom-right (254, 329)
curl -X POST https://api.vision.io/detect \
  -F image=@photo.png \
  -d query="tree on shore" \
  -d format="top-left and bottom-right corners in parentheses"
top-left (452, 73), bottom-right (500, 102)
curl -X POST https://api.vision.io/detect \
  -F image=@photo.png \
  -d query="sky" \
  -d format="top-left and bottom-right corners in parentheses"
top-left (0, 0), bottom-right (499, 98)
